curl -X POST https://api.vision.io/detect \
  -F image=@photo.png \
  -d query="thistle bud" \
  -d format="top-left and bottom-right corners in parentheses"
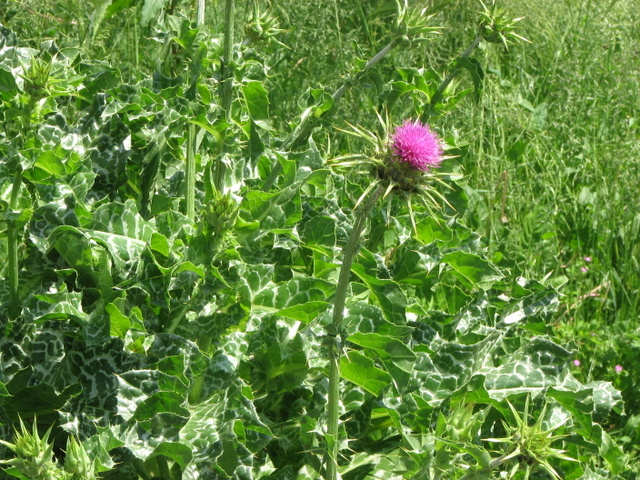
top-left (64, 436), bottom-right (96, 480)
top-left (204, 190), bottom-right (238, 235)
top-left (0, 419), bottom-right (58, 480)
top-left (21, 57), bottom-right (51, 99)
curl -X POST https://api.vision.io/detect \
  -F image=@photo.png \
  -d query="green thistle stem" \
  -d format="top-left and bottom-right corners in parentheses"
top-left (196, 0), bottom-right (205, 26)
top-left (331, 40), bottom-right (397, 105)
top-left (183, 0), bottom-right (205, 221)
top-left (7, 96), bottom-right (36, 320)
top-left (188, 334), bottom-right (212, 405)
top-left (326, 183), bottom-right (385, 480)
top-left (429, 34), bottom-right (482, 109)
top-left (184, 0), bottom-right (208, 395)
top-left (7, 166), bottom-right (23, 319)
top-left (220, 0), bottom-right (235, 119)
top-left (185, 124), bottom-right (197, 220)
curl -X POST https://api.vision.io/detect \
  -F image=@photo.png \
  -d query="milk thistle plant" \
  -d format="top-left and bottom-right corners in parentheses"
top-left (0, 1), bottom-right (633, 479)
top-left (325, 118), bottom-right (445, 480)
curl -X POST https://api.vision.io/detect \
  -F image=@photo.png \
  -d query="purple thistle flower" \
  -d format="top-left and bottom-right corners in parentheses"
top-left (391, 120), bottom-right (443, 172)
top-left (615, 365), bottom-right (623, 373)
top-left (573, 359), bottom-right (581, 366)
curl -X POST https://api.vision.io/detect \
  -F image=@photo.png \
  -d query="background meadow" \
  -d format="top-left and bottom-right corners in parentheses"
top-left (0, 0), bottom-right (639, 478)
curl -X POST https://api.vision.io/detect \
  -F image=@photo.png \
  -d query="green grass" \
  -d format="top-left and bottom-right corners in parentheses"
top-left (457, 0), bottom-right (640, 351)
top-left (463, 0), bottom-right (640, 299)
top-left (444, 0), bottom-right (640, 459)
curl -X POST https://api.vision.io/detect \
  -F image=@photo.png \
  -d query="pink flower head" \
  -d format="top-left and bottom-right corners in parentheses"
top-left (573, 359), bottom-right (581, 366)
top-left (391, 120), bottom-right (443, 172)
top-left (615, 365), bottom-right (623, 373)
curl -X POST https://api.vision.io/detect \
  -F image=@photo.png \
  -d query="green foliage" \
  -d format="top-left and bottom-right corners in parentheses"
top-left (0, 0), bottom-right (638, 478)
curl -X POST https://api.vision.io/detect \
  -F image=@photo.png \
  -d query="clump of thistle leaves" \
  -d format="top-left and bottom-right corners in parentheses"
top-left (484, 396), bottom-right (577, 479)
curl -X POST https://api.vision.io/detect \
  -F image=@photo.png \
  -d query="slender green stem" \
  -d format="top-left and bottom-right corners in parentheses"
top-left (262, 38), bottom-right (400, 192)
top-left (183, 0), bottom-right (205, 220)
top-left (133, 12), bottom-right (139, 80)
top-left (210, 0), bottom-right (234, 194)
top-left (155, 455), bottom-right (172, 480)
top-left (185, 124), bottom-right (197, 220)
top-left (429, 34), bottom-right (483, 108)
top-left (188, 334), bottom-right (212, 405)
top-left (196, 0), bottom-right (205, 27)
top-left (165, 302), bottom-right (189, 335)
top-left (220, 0), bottom-right (235, 119)
top-left (331, 40), bottom-right (398, 105)
top-left (7, 95), bottom-right (35, 320)
top-left (7, 166), bottom-right (23, 319)
top-left (325, 183), bottom-right (385, 480)
top-left (182, 0), bottom-right (209, 403)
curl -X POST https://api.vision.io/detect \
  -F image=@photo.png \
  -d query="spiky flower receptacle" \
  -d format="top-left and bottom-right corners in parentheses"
top-left (384, 120), bottom-right (443, 190)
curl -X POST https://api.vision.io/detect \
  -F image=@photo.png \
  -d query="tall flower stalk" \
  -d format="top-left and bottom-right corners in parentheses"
top-left (325, 119), bottom-right (444, 480)
top-left (325, 182), bottom-right (385, 480)
top-left (184, 0), bottom-right (208, 405)
top-left (185, 122), bottom-right (197, 220)
top-left (184, 0), bottom-right (206, 221)
top-left (7, 165), bottom-right (23, 319)
top-left (7, 62), bottom-right (42, 318)
top-left (220, 0), bottom-right (235, 119)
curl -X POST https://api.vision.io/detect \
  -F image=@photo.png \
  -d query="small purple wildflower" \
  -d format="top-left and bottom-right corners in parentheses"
top-left (573, 359), bottom-right (581, 366)
top-left (583, 256), bottom-right (592, 262)
top-left (391, 120), bottom-right (443, 172)
top-left (615, 365), bottom-right (623, 373)
top-left (581, 267), bottom-right (589, 273)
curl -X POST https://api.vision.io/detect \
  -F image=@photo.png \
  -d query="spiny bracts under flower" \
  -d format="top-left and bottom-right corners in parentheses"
top-left (391, 120), bottom-right (443, 172)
